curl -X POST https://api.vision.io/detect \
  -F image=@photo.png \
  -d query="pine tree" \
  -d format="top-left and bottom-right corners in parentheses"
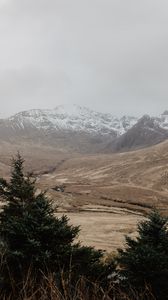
top-left (117, 210), bottom-right (168, 299)
top-left (0, 153), bottom-right (107, 291)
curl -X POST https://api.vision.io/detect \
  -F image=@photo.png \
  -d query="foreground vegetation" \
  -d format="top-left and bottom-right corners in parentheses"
top-left (0, 154), bottom-right (167, 299)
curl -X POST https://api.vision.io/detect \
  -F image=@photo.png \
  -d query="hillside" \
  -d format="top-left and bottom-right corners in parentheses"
top-left (37, 140), bottom-right (168, 215)
top-left (107, 115), bottom-right (168, 152)
top-left (35, 141), bottom-right (168, 250)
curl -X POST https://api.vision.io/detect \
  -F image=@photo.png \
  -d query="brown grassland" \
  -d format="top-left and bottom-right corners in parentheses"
top-left (1, 140), bottom-right (168, 251)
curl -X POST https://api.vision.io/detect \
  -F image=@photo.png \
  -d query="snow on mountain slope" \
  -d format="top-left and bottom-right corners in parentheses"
top-left (2, 106), bottom-right (168, 154)
top-left (7, 105), bottom-right (138, 136)
top-left (106, 114), bottom-right (168, 153)
top-left (155, 111), bottom-right (168, 130)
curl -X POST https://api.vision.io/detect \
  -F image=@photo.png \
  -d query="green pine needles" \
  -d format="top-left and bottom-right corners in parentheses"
top-left (118, 210), bottom-right (168, 299)
top-left (1, 153), bottom-right (168, 299)
top-left (0, 153), bottom-right (107, 294)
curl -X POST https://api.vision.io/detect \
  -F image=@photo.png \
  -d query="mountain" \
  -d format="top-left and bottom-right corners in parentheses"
top-left (0, 105), bottom-right (168, 153)
top-left (6, 105), bottom-right (137, 136)
top-left (0, 105), bottom-right (137, 153)
top-left (106, 114), bottom-right (168, 152)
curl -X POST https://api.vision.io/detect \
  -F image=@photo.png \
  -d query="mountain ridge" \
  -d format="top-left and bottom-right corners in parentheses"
top-left (0, 104), bottom-right (168, 153)
top-left (6, 104), bottom-right (138, 136)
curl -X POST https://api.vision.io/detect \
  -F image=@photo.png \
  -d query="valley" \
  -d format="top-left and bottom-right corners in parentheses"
top-left (0, 139), bottom-right (168, 251)
top-left (1, 106), bottom-right (168, 252)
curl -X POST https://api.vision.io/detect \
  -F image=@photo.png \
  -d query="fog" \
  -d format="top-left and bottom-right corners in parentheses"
top-left (0, 0), bottom-right (168, 117)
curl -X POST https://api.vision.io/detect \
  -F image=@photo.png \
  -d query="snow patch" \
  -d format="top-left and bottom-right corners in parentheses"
top-left (8, 105), bottom-right (138, 136)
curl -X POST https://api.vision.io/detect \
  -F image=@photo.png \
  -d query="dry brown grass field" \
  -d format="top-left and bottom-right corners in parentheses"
top-left (1, 140), bottom-right (168, 251)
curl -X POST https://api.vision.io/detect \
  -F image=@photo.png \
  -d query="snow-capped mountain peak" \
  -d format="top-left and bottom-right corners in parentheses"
top-left (7, 105), bottom-right (138, 136)
top-left (1, 106), bottom-right (168, 154)
top-left (157, 112), bottom-right (168, 131)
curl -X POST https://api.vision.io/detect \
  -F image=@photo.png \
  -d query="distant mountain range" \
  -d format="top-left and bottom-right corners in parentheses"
top-left (1, 105), bottom-right (168, 153)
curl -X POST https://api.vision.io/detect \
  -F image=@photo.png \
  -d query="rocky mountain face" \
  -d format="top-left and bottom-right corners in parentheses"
top-left (0, 105), bottom-right (168, 153)
top-left (107, 115), bottom-right (168, 152)
top-left (6, 105), bottom-right (137, 136)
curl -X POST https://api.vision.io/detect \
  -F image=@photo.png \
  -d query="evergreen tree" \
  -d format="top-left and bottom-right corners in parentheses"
top-left (117, 210), bottom-right (168, 299)
top-left (0, 153), bottom-right (107, 290)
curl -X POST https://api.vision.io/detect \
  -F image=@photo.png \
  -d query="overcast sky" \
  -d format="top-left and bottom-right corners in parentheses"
top-left (0, 0), bottom-right (168, 117)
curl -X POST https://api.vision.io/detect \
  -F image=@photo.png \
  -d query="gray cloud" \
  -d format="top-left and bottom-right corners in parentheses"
top-left (0, 0), bottom-right (168, 117)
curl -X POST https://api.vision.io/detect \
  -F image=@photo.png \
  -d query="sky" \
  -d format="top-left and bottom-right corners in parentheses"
top-left (0, 0), bottom-right (168, 117)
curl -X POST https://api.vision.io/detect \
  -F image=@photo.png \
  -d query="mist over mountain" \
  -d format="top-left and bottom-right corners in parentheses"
top-left (0, 104), bottom-right (168, 153)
